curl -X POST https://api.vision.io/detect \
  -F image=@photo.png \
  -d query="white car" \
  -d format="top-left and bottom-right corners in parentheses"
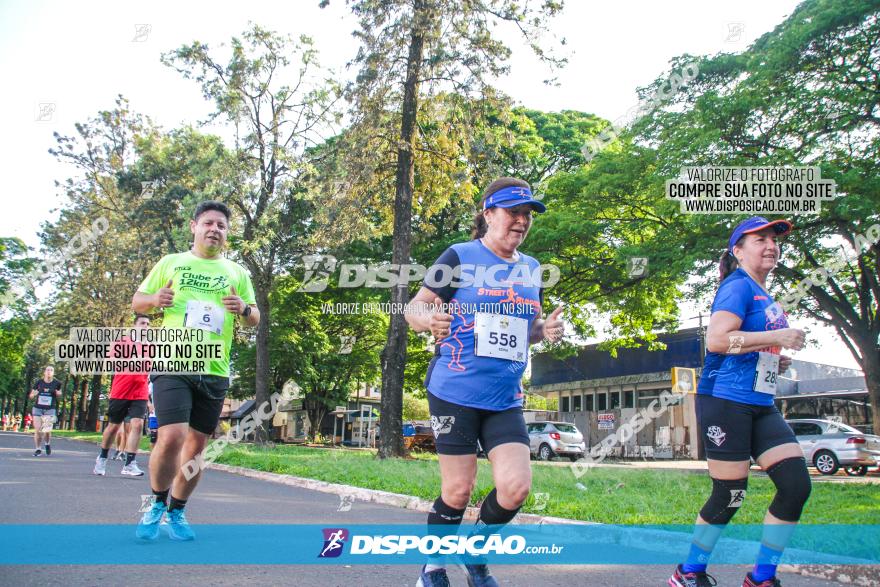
top-left (787, 418), bottom-right (880, 476)
top-left (528, 421), bottom-right (585, 461)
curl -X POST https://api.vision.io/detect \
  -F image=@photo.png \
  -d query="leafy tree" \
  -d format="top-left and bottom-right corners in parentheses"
top-left (336, 0), bottom-right (566, 457)
top-left (544, 1), bottom-right (880, 431)
top-left (163, 25), bottom-right (341, 441)
top-left (402, 392), bottom-right (429, 421)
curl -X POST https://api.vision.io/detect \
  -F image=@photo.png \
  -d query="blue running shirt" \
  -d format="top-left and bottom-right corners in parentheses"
top-left (423, 239), bottom-right (544, 410)
top-left (707, 268), bottom-right (789, 406)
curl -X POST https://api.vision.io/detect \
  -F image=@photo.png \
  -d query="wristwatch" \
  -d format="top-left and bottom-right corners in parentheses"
top-left (241, 305), bottom-right (252, 318)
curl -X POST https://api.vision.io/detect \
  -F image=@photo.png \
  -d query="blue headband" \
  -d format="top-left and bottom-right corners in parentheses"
top-left (483, 186), bottom-right (547, 213)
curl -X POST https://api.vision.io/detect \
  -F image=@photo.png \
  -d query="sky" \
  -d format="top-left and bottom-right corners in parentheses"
top-left (0, 0), bottom-right (861, 369)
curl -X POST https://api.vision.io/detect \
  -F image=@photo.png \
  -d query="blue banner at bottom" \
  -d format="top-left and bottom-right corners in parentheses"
top-left (0, 524), bottom-right (877, 565)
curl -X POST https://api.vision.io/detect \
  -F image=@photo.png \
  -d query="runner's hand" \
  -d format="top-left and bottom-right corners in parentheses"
top-left (222, 285), bottom-right (245, 315)
top-left (429, 296), bottom-right (453, 341)
top-left (155, 279), bottom-right (175, 308)
top-left (779, 355), bottom-right (792, 374)
top-left (542, 305), bottom-right (565, 342)
top-left (775, 328), bottom-right (805, 351)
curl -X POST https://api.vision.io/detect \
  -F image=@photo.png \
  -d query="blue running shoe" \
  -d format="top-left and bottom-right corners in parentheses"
top-left (463, 563), bottom-right (499, 587)
top-left (416, 564), bottom-right (450, 587)
top-left (164, 508), bottom-right (195, 541)
top-left (136, 500), bottom-right (166, 541)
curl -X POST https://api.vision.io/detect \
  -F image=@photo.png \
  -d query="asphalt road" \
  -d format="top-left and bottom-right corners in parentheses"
top-left (0, 431), bottom-right (847, 586)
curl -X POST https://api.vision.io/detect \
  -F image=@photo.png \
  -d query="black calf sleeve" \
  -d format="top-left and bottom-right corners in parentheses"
top-left (767, 456), bottom-right (811, 522)
top-left (699, 477), bottom-right (748, 524)
top-left (477, 488), bottom-right (521, 526)
top-left (428, 496), bottom-right (466, 526)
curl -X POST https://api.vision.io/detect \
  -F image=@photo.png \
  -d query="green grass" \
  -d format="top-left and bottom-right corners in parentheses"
top-left (50, 429), bottom-right (152, 451)
top-left (215, 444), bottom-right (880, 525)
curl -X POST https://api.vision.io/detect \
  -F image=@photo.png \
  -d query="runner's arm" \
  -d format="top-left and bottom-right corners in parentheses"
top-left (241, 304), bottom-right (260, 327)
top-left (405, 287), bottom-right (443, 332)
top-left (706, 311), bottom-right (786, 354)
top-left (529, 317), bottom-right (545, 344)
top-left (132, 291), bottom-right (158, 313)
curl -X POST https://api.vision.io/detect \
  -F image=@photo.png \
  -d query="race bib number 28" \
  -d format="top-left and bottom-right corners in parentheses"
top-left (474, 313), bottom-right (528, 362)
top-left (184, 300), bottom-right (225, 336)
top-left (753, 352), bottom-right (780, 395)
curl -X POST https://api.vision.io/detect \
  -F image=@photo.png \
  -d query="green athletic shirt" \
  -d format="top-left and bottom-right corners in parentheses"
top-left (138, 251), bottom-right (256, 377)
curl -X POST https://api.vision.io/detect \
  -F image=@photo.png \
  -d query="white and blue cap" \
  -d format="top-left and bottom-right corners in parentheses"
top-left (728, 216), bottom-right (792, 251)
top-left (484, 186), bottom-right (547, 213)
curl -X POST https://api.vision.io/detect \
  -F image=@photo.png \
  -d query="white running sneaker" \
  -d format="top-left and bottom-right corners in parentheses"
top-left (121, 461), bottom-right (145, 476)
top-left (93, 456), bottom-right (107, 476)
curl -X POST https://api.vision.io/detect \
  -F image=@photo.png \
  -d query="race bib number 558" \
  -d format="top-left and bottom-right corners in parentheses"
top-left (474, 313), bottom-right (528, 362)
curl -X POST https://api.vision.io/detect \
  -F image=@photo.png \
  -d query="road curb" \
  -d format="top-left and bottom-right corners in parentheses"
top-left (46, 435), bottom-right (878, 584)
top-left (210, 463), bottom-right (877, 585)
top-left (208, 462), bottom-right (591, 525)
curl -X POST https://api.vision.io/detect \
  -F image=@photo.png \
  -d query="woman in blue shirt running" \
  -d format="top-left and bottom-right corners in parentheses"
top-left (670, 217), bottom-right (811, 587)
top-left (405, 177), bottom-right (564, 587)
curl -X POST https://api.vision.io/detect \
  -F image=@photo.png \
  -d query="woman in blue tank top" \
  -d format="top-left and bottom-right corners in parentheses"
top-left (405, 177), bottom-right (564, 587)
top-left (670, 217), bottom-right (811, 587)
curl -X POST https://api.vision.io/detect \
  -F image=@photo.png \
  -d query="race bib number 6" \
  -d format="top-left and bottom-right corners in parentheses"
top-left (753, 351), bottom-right (780, 395)
top-left (184, 300), bottom-right (225, 336)
top-left (474, 313), bottom-right (528, 362)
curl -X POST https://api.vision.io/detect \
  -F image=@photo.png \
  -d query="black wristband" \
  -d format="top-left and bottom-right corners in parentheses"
top-left (242, 305), bottom-right (252, 318)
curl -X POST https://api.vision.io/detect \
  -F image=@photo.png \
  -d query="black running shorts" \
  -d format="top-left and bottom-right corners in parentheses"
top-left (427, 392), bottom-right (529, 456)
top-left (150, 374), bottom-right (229, 435)
top-left (107, 399), bottom-right (148, 424)
top-left (697, 394), bottom-right (797, 461)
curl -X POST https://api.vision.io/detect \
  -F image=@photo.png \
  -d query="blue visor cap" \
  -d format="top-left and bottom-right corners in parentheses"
top-left (728, 216), bottom-right (792, 251)
top-left (484, 186), bottom-right (547, 213)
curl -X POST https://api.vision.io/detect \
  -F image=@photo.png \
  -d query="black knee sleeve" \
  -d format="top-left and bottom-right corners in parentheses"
top-left (767, 456), bottom-right (811, 522)
top-left (477, 488), bottom-right (521, 526)
top-left (428, 496), bottom-right (466, 527)
top-left (699, 477), bottom-right (748, 524)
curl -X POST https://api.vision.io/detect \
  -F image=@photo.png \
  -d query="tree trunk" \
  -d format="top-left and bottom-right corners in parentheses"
top-left (68, 376), bottom-right (79, 430)
top-left (85, 374), bottom-right (102, 432)
top-left (306, 402), bottom-right (328, 443)
top-left (378, 2), bottom-right (427, 459)
top-left (57, 374), bottom-right (69, 429)
top-left (253, 281), bottom-right (272, 443)
top-left (77, 377), bottom-right (89, 431)
top-left (21, 363), bottom-right (37, 420)
top-left (861, 347), bottom-right (880, 435)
